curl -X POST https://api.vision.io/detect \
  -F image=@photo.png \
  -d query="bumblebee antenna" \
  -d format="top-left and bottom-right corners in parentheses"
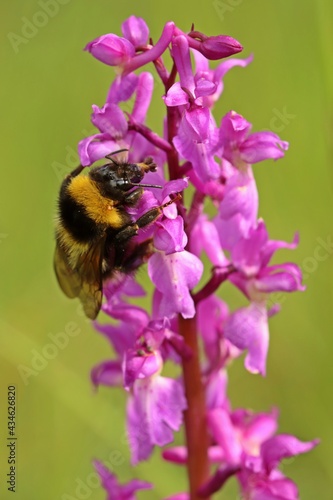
top-left (105, 149), bottom-right (129, 161)
top-left (130, 183), bottom-right (162, 189)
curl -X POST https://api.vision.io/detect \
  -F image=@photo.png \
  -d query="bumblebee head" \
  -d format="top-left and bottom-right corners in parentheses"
top-left (89, 150), bottom-right (160, 192)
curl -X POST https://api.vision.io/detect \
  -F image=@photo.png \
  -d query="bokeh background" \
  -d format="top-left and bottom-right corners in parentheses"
top-left (1, 1), bottom-right (332, 498)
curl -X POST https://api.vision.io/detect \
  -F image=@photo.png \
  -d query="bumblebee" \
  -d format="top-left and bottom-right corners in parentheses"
top-left (54, 149), bottom-right (173, 319)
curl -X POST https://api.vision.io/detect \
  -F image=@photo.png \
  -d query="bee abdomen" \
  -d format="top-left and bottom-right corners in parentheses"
top-left (58, 189), bottom-right (101, 243)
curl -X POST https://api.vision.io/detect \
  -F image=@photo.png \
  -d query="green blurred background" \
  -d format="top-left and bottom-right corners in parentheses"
top-left (1, 0), bottom-right (332, 498)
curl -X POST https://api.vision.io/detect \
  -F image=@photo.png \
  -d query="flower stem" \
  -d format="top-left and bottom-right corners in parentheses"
top-left (193, 266), bottom-right (234, 304)
top-left (179, 315), bottom-right (211, 499)
top-left (127, 120), bottom-right (173, 153)
top-left (165, 62), bottom-right (180, 181)
top-left (166, 56), bottom-right (210, 497)
top-left (166, 107), bottom-right (180, 180)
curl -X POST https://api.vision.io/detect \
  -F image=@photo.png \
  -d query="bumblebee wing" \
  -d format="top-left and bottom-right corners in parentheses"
top-left (54, 244), bottom-right (81, 298)
top-left (76, 239), bottom-right (106, 320)
top-left (54, 237), bottom-right (106, 320)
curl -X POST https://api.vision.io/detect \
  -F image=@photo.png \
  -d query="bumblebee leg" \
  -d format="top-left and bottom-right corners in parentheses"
top-left (114, 224), bottom-right (140, 243)
top-left (113, 206), bottom-right (161, 244)
top-left (135, 194), bottom-right (181, 229)
top-left (112, 224), bottom-right (140, 268)
top-left (115, 194), bottom-right (181, 241)
top-left (61, 165), bottom-right (85, 189)
top-left (113, 194), bottom-right (181, 266)
top-left (68, 165), bottom-right (85, 178)
top-left (135, 207), bottom-right (162, 228)
top-left (112, 206), bottom-right (161, 267)
top-left (122, 239), bottom-right (154, 271)
top-left (123, 188), bottom-right (144, 206)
